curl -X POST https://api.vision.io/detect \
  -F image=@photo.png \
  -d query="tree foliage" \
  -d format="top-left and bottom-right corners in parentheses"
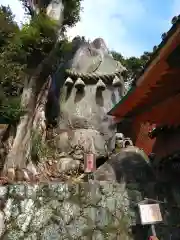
top-left (111, 51), bottom-right (126, 66)
top-left (111, 51), bottom-right (152, 86)
top-left (15, 13), bottom-right (58, 70)
top-left (0, 9), bottom-right (58, 92)
top-left (0, 8), bottom-right (54, 122)
top-left (0, 0), bottom-right (152, 125)
top-left (0, 6), bottom-right (19, 50)
top-left (62, 0), bottom-right (82, 29)
top-left (0, 1), bottom-right (83, 124)
top-left (0, 6), bottom-right (22, 122)
top-left (20, 0), bottom-right (82, 31)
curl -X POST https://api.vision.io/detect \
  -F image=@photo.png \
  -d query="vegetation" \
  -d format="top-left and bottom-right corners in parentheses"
top-left (31, 129), bottom-right (54, 161)
top-left (0, 1), bottom-right (81, 124)
top-left (111, 51), bottom-right (152, 86)
top-left (20, 0), bottom-right (82, 30)
top-left (62, 0), bottom-right (82, 30)
top-left (0, 1), bottom-right (151, 123)
top-left (0, 1), bottom-right (83, 173)
top-left (0, 0), bottom-right (153, 174)
top-left (0, 5), bottom-right (23, 123)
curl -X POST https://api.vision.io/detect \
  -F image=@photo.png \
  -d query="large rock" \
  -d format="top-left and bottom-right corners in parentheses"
top-left (95, 146), bottom-right (154, 183)
top-left (56, 157), bottom-right (80, 172)
top-left (53, 37), bottom-right (126, 159)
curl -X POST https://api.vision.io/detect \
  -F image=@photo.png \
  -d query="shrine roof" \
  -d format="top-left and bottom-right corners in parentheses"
top-left (133, 16), bottom-right (180, 85)
top-left (108, 16), bottom-right (180, 120)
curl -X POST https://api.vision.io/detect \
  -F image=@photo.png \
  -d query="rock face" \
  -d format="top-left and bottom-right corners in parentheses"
top-left (0, 182), bottom-right (179, 239)
top-left (0, 183), bottom-right (133, 240)
top-left (55, 37), bottom-right (126, 159)
top-left (95, 146), bottom-right (153, 183)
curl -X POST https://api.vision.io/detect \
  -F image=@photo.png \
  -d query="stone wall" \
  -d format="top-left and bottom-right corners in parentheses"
top-left (0, 182), bottom-right (179, 240)
top-left (0, 182), bottom-right (134, 240)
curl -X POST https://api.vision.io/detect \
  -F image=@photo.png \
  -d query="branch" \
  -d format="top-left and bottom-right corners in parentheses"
top-left (19, 0), bottom-right (36, 17)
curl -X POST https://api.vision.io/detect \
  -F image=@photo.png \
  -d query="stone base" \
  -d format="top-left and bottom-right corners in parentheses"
top-left (55, 129), bottom-right (113, 157)
top-left (0, 181), bottom-right (179, 239)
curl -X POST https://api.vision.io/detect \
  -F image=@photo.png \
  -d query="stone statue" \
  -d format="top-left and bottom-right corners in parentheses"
top-left (54, 37), bottom-right (126, 161)
top-left (115, 133), bottom-right (133, 152)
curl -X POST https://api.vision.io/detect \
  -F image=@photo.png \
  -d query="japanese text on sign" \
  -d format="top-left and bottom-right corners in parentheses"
top-left (138, 204), bottom-right (162, 225)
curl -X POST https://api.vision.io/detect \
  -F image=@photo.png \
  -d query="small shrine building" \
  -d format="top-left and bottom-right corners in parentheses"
top-left (108, 16), bottom-right (180, 173)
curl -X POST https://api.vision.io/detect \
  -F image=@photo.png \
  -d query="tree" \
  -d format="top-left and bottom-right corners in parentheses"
top-left (62, 0), bottom-right (82, 30)
top-left (0, 7), bottom-right (59, 124)
top-left (111, 51), bottom-right (126, 66)
top-left (0, 6), bottom-right (23, 124)
top-left (0, 6), bottom-right (19, 50)
top-left (140, 51), bottom-right (152, 63)
top-left (111, 50), bottom-right (152, 88)
top-left (0, 1), bottom-right (83, 178)
top-left (20, 0), bottom-right (82, 31)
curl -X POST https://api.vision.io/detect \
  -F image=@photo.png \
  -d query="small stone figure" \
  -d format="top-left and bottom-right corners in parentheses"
top-left (115, 133), bottom-right (133, 153)
top-left (115, 133), bottom-right (124, 153)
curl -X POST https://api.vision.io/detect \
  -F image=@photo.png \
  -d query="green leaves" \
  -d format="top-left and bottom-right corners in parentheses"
top-left (0, 9), bottom-right (58, 93)
top-left (20, 0), bottom-right (83, 31)
top-left (111, 50), bottom-right (152, 84)
top-left (0, 6), bottom-right (19, 51)
top-left (15, 13), bottom-right (58, 69)
top-left (0, 6), bottom-right (58, 124)
top-left (62, 0), bottom-right (82, 29)
top-left (0, 97), bottom-right (26, 123)
top-left (0, 1), bottom-right (83, 124)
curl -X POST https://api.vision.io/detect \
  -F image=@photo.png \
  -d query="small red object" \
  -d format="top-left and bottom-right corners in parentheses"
top-left (84, 153), bottom-right (96, 173)
top-left (149, 236), bottom-right (159, 240)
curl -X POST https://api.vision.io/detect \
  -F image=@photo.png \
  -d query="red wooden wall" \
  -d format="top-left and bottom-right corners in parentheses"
top-left (132, 120), bottom-right (156, 155)
top-left (129, 119), bottom-right (180, 159)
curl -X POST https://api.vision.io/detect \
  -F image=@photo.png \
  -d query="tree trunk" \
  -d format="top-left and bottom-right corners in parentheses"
top-left (3, 42), bottom-right (59, 174)
top-left (33, 75), bottom-right (52, 140)
top-left (3, 76), bottom-right (37, 172)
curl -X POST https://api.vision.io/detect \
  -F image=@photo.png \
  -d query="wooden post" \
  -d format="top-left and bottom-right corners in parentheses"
top-left (151, 224), bottom-right (157, 236)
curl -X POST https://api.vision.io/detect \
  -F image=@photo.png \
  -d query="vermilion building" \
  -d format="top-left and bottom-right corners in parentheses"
top-left (108, 16), bottom-right (180, 175)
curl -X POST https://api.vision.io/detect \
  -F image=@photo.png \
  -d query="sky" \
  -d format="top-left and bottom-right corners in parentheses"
top-left (0, 0), bottom-right (180, 57)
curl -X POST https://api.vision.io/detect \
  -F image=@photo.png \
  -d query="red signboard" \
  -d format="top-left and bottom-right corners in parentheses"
top-left (84, 153), bottom-right (96, 173)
